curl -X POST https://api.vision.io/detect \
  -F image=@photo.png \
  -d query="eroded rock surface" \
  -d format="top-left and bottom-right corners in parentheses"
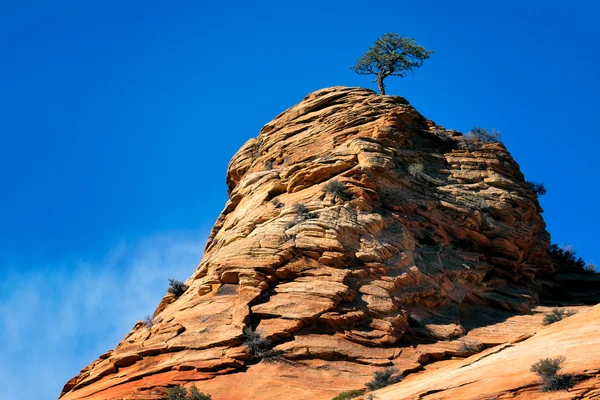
top-left (366, 304), bottom-right (600, 400)
top-left (60, 87), bottom-right (554, 400)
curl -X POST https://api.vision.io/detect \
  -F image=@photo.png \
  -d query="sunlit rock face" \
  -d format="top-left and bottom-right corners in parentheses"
top-left (60, 87), bottom-right (552, 400)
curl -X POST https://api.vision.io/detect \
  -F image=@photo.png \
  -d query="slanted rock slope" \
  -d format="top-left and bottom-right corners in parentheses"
top-left (367, 304), bottom-right (600, 400)
top-left (60, 87), bottom-right (555, 400)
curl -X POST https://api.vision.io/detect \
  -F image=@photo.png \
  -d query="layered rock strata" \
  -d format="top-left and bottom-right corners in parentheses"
top-left (60, 87), bottom-right (553, 400)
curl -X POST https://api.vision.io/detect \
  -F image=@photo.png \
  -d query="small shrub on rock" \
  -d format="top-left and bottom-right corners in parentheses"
top-left (465, 127), bottom-right (502, 144)
top-left (541, 374), bottom-right (575, 391)
top-left (271, 197), bottom-right (283, 208)
top-left (290, 203), bottom-right (315, 225)
top-left (542, 308), bottom-right (576, 325)
top-left (323, 179), bottom-right (351, 200)
top-left (143, 315), bottom-right (154, 329)
top-left (294, 203), bottom-right (310, 218)
top-left (187, 385), bottom-right (212, 400)
top-left (531, 357), bottom-right (564, 379)
top-left (458, 337), bottom-right (482, 352)
top-left (168, 279), bottom-right (188, 297)
top-left (408, 163), bottom-right (424, 177)
top-left (531, 356), bottom-right (573, 391)
top-left (366, 367), bottom-right (403, 391)
top-left (331, 389), bottom-right (366, 400)
top-left (166, 385), bottom-right (187, 400)
top-left (166, 384), bottom-right (211, 400)
top-left (243, 327), bottom-right (283, 363)
top-left (526, 181), bottom-right (547, 196)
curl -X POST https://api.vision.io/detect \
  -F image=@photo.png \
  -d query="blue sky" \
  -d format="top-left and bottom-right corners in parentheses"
top-left (1, 1), bottom-right (599, 398)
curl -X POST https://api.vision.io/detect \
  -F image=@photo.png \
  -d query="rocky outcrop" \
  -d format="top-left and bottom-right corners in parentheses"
top-left (365, 304), bottom-right (600, 400)
top-left (59, 87), bottom-right (554, 400)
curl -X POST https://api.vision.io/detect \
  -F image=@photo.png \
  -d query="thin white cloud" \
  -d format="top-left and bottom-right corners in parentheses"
top-left (0, 230), bottom-right (207, 400)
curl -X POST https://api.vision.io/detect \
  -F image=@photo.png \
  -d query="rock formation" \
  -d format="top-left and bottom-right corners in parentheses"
top-left (368, 304), bottom-right (600, 399)
top-left (60, 87), bottom-right (561, 400)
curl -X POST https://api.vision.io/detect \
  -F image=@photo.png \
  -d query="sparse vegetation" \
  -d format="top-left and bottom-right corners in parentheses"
top-left (458, 337), bottom-right (482, 352)
top-left (143, 315), bottom-right (154, 329)
top-left (288, 202), bottom-right (315, 227)
top-left (294, 202), bottom-right (310, 217)
top-left (526, 181), bottom-right (547, 196)
top-left (408, 163), bottom-right (424, 177)
top-left (406, 163), bottom-right (444, 185)
top-left (168, 279), bottom-right (188, 297)
top-left (166, 386), bottom-right (187, 400)
top-left (187, 385), bottom-right (212, 400)
top-left (271, 197), bottom-right (283, 208)
top-left (365, 367), bottom-right (403, 391)
top-left (351, 33), bottom-right (433, 95)
top-left (166, 384), bottom-right (211, 400)
top-left (331, 389), bottom-right (366, 400)
top-left (323, 179), bottom-right (351, 201)
top-left (548, 244), bottom-right (597, 274)
top-left (585, 263), bottom-right (598, 274)
top-left (531, 357), bottom-right (573, 391)
top-left (542, 308), bottom-right (576, 326)
top-left (465, 127), bottom-right (502, 144)
top-left (263, 161), bottom-right (273, 170)
top-left (243, 326), bottom-right (283, 363)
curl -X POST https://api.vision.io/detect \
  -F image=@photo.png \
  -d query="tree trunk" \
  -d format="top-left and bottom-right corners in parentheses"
top-left (376, 74), bottom-right (386, 95)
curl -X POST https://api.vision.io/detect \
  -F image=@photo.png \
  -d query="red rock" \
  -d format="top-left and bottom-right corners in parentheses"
top-left (60, 87), bottom-right (569, 400)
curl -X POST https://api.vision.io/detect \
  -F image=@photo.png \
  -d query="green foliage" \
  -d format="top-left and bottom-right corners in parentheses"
top-left (166, 386), bottom-right (188, 400)
top-left (187, 385), bottom-right (212, 400)
top-left (351, 33), bottom-right (433, 95)
top-left (542, 308), bottom-right (576, 325)
top-left (531, 356), bottom-right (565, 378)
top-left (322, 179), bottom-right (351, 200)
top-left (465, 127), bottom-right (502, 144)
top-left (331, 389), bottom-right (366, 400)
top-left (365, 367), bottom-right (403, 391)
top-left (526, 181), bottom-right (547, 196)
top-left (531, 357), bottom-right (573, 391)
top-left (168, 279), bottom-right (188, 297)
top-left (166, 385), bottom-right (211, 400)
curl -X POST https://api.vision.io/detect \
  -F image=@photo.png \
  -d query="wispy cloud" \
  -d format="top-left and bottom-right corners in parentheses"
top-left (0, 230), bottom-right (207, 400)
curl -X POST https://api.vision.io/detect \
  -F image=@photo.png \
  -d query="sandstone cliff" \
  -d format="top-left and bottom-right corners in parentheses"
top-left (60, 87), bottom-right (563, 400)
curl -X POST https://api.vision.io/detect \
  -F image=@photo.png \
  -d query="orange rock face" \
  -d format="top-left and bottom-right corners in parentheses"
top-left (60, 87), bottom-right (557, 400)
top-left (368, 304), bottom-right (600, 400)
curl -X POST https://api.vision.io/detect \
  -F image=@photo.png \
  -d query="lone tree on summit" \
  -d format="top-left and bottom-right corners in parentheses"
top-left (351, 33), bottom-right (433, 95)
